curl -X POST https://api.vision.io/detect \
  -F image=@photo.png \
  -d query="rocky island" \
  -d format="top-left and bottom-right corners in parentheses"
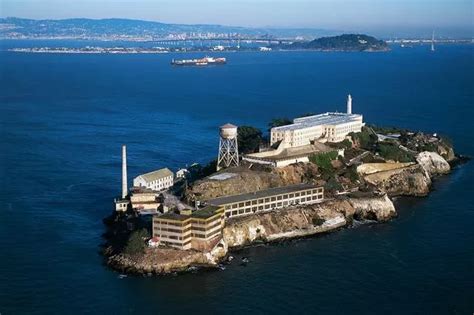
top-left (279, 34), bottom-right (390, 52)
top-left (102, 96), bottom-right (467, 276)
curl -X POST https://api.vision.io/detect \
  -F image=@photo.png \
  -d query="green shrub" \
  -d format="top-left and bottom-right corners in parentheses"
top-left (347, 165), bottom-right (360, 182)
top-left (268, 118), bottom-right (292, 130)
top-left (340, 139), bottom-right (352, 149)
top-left (350, 127), bottom-right (378, 150)
top-left (124, 229), bottom-right (150, 256)
top-left (238, 126), bottom-right (263, 154)
top-left (312, 216), bottom-right (325, 226)
top-left (377, 143), bottom-right (414, 162)
top-left (309, 151), bottom-right (338, 178)
top-left (325, 177), bottom-right (343, 192)
top-left (419, 143), bottom-right (437, 152)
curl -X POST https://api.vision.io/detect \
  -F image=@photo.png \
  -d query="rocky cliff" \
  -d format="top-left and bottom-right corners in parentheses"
top-left (361, 163), bottom-right (432, 197)
top-left (416, 151), bottom-right (451, 176)
top-left (358, 151), bottom-right (451, 197)
top-left (107, 238), bottom-right (227, 275)
top-left (188, 163), bottom-right (318, 201)
top-left (107, 195), bottom-right (395, 275)
top-left (222, 195), bottom-right (396, 248)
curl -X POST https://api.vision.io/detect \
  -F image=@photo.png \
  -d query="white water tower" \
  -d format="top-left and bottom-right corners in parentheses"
top-left (217, 123), bottom-right (239, 171)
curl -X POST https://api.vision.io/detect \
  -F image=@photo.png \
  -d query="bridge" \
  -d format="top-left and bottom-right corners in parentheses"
top-left (149, 37), bottom-right (304, 46)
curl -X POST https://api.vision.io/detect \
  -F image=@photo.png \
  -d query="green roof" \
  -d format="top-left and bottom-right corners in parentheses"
top-left (192, 205), bottom-right (222, 219)
top-left (155, 205), bottom-right (222, 221)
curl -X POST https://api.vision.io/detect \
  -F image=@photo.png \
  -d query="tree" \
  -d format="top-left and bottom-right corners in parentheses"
top-left (124, 229), bottom-right (150, 256)
top-left (268, 118), bottom-right (292, 131)
top-left (309, 151), bottom-right (338, 179)
top-left (238, 126), bottom-right (263, 154)
top-left (350, 127), bottom-right (378, 150)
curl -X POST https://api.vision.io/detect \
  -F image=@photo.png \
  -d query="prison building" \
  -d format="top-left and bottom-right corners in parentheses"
top-left (152, 205), bottom-right (225, 250)
top-left (207, 183), bottom-right (324, 219)
top-left (133, 168), bottom-right (174, 192)
top-left (271, 112), bottom-right (364, 148)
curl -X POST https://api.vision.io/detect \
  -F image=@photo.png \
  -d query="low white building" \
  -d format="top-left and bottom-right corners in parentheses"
top-left (176, 168), bottom-right (189, 179)
top-left (133, 168), bottom-right (174, 191)
top-left (271, 95), bottom-right (364, 148)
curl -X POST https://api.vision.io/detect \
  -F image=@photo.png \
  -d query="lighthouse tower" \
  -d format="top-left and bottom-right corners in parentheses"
top-left (115, 145), bottom-right (130, 212)
top-left (217, 123), bottom-right (239, 171)
top-left (347, 94), bottom-right (352, 114)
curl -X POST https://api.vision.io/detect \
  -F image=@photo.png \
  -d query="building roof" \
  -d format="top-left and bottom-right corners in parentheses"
top-left (220, 123), bottom-right (237, 129)
top-left (272, 112), bottom-right (363, 132)
top-left (192, 205), bottom-right (223, 219)
top-left (136, 168), bottom-right (173, 182)
top-left (207, 183), bottom-right (321, 206)
top-left (155, 205), bottom-right (223, 222)
top-left (246, 142), bottom-right (332, 162)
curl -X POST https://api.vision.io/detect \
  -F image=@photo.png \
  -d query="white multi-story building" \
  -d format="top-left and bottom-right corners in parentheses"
top-left (133, 168), bottom-right (174, 191)
top-left (208, 183), bottom-right (324, 219)
top-left (270, 95), bottom-right (364, 148)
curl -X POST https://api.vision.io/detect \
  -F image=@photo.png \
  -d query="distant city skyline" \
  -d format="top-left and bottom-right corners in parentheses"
top-left (1, 0), bottom-right (473, 37)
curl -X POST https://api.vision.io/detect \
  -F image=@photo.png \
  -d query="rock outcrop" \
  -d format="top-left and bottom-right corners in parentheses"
top-left (188, 163), bottom-right (318, 201)
top-left (349, 194), bottom-right (396, 221)
top-left (107, 195), bottom-right (396, 275)
top-left (108, 239), bottom-right (227, 275)
top-left (360, 163), bottom-right (432, 197)
top-left (416, 151), bottom-right (451, 176)
top-left (222, 195), bottom-right (395, 248)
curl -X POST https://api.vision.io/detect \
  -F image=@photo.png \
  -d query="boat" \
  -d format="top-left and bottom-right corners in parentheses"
top-left (171, 56), bottom-right (226, 66)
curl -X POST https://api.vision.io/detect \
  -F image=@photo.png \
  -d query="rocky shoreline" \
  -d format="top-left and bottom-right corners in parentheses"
top-left (105, 194), bottom-right (397, 275)
top-left (105, 151), bottom-right (467, 276)
top-left (103, 123), bottom-right (469, 276)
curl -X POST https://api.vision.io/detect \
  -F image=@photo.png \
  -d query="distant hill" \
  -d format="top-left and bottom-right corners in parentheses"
top-left (285, 34), bottom-right (389, 51)
top-left (0, 17), bottom-right (337, 40)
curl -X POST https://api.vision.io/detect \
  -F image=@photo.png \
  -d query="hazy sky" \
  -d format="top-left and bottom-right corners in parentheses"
top-left (1, 0), bottom-right (473, 34)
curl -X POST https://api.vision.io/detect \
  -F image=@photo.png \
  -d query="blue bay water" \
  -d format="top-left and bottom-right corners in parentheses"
top-left (0, 43), bottom-right (473, 314)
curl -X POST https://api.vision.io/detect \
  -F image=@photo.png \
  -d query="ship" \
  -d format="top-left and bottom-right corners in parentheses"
top-left (171, 56), bottom-right (226, 66)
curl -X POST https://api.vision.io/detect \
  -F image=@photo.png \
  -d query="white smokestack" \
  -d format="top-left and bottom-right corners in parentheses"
top-left (122, 145), bottom-right (128, 199)
top-left (347, 94), bottom-right (352, 114)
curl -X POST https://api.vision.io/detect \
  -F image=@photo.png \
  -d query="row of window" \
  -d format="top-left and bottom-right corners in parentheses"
top-left (224, 194), bottom-right (323, 218)
top-left (159, 228), bottom-right (221, 242)
top-left (161, 239), bottom-right (192, 247)
top-left (224, 189), bottom-right (323, 210)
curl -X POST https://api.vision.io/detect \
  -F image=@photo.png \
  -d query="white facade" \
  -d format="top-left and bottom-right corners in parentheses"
top-left (208, 184), bottom-right (324, 219)
top-left (133, 168), bottom-right (174, 191)
top-left (271, 112), bottom-right (364, 147)
top-left (270, 95), bottom-right (364, 148)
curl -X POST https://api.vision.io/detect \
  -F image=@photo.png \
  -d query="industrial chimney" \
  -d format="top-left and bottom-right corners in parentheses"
top-left (347, 94), bottom-right (352, 114)
top-left (122, 145), bottom-right (128, 199)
